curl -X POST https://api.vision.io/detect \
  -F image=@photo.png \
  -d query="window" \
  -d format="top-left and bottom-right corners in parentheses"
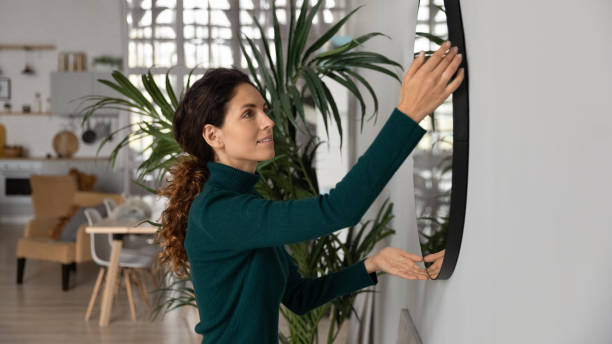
top-left (121, 0), bottom-right (349, 182)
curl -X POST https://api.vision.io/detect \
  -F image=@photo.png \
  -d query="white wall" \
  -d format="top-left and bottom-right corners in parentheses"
top-left (0, 0), bottom-right (125, 159)
top-left (347, 1), bottom-right (424, 343)
top-left (349, 0), bottom-right (612, 343)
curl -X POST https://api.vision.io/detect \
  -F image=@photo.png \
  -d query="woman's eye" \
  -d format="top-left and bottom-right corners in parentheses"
top-left (243, 108), bottom-right (270, 118)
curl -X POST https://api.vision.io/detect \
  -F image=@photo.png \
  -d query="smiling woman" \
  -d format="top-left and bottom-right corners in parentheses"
top-left (201, 83), bottom-right (277, 174)
top-left (156, 46), bottom-right (463, 340)
top-left (156, 68), bottom-right (257, 281)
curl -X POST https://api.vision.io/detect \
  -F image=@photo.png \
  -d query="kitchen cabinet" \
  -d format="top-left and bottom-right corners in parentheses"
top-left (50, 72), bottom-right (118, 115)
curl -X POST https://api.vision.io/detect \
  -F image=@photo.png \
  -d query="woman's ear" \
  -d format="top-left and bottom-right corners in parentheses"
top-left (202, 124), bottom-right (224, 149)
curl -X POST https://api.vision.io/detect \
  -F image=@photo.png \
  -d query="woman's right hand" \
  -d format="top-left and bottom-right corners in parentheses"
top-left (397, 40), bottom-right (465, 123)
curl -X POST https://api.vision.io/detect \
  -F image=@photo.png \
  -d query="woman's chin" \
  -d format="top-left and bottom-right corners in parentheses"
top-left (255, 151), bottom-right (275, 162)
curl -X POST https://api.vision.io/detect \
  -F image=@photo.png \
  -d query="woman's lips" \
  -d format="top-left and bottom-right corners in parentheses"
top-left (257, 138), bottom-right (274, 144)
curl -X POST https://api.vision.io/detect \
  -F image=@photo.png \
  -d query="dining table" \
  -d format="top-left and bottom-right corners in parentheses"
top-left (85, 217), bottom-right (158, 326)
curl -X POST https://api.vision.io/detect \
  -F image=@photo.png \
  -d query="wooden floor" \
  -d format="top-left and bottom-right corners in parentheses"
top-left (0, 224), bottom-right (202, 344)
top-left (0, 224), bottom-right (348, 343)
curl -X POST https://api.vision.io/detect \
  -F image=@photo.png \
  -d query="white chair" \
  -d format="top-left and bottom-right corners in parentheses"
top-left (103, 196), bottom-right (159, 254)
top-left (84, 207), bottom-right (114, 247)
top-left (84, 208), bottom-right (154, 322)
top-left (103, 198), bottom-right (117, 216)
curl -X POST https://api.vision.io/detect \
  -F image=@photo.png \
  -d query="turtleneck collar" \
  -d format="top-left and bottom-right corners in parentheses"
top-left (206, 161), bottom-right (261, 194)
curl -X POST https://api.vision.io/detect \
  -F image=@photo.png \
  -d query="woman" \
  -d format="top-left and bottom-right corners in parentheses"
top-left (158, 40), bottom-right (464, 343)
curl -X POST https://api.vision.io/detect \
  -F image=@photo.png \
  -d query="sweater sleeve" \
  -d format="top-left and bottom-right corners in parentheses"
top-left (196, 107), bottom-right (427, 250)
top-left (280, 246), bottom-right (378, 315)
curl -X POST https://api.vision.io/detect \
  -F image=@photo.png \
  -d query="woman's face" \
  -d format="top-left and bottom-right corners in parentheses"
top-left (202, 82), bottom-right (275, 174)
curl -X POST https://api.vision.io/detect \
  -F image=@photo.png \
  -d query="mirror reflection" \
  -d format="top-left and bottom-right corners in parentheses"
top-left (412, 0), bottom-right (452, 279)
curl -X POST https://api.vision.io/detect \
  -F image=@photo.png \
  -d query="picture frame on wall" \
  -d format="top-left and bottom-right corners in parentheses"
top-left (0, 77), bottom-right (10, 100)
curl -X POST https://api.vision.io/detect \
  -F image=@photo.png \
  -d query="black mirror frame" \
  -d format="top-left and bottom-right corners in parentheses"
top-left (428, 0), bottom-right (469, 280)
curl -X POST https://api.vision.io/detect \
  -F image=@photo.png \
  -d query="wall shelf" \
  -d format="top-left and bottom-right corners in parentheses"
top-left (0, 112), bottom-right (52, 116)
top-left (0, 112), bottom-right (118, 118)
top-left (0, 44), bottom-right (56, 51)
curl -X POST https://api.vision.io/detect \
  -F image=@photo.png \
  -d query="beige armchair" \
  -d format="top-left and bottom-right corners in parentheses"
top-left (16, 174), bottom-right (123, 291)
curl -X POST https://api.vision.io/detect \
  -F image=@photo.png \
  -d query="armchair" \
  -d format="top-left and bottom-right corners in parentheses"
top-left (16, 174), bottom-right (123, 291)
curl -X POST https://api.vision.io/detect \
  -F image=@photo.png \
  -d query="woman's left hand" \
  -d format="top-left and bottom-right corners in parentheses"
top-left (367, 246), bottom-right (430, 280)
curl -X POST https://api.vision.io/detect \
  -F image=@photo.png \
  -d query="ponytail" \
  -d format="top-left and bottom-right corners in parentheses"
top-left (155, 67), bottom-right (255, 278)
top-left (156, 156), bottom-right (209, 278)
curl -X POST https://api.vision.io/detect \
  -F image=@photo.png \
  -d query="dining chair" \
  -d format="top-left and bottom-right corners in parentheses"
top-left (84, 208), bottom-right (154, 322)
top-left (103, 198), bottom-right (117, 216)
top-left (103, 197), bottom-right (159, 255)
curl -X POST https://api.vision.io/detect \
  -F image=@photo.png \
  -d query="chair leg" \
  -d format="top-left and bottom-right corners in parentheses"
top-left (70, 262), bottom-right (77, 272)
top-left (112, 269), bottom-right (122, 307)
top-left (134, 269), bottom-right (150, 307)
top-left (17, 258), bottom-right (25, 284)
top-left (62, 264), bottom-right (71, 291)
top-left (85, 267), bottom-right (106, 321)
top-left (148, 266), bottom-right (159, 289)
top-left (124, 268), bottom-right (137, 321)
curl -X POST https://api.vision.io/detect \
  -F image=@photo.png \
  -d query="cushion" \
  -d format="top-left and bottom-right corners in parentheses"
top-left (69, 168), bottom-right (98, 191)
top-left (48, 205), bottom-right (80, 240)
top-left (59, 203), bottom-right (107, 242)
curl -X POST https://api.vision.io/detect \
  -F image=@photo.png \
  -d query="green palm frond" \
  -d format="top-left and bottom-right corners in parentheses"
top-left (75, 66), bottom-right (201, 185)
top-left (242, 0), bottom-right (404, 149)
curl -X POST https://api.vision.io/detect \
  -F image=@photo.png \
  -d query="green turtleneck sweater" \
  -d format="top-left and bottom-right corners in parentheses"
top-left (184, 107), bottom-right (427, 343)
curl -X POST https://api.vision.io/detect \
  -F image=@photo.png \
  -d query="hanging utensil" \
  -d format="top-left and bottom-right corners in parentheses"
top-left (93, 119), bottom-right (106, 139)
top-left (21, 47), bottom-right (35, 75)
top-left (81, 118), bottom-right (97, 144)
top-left (105, 120), bottom-right (113, 141)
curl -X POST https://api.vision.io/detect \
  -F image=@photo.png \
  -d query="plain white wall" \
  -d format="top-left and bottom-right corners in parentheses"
top-left (349, 0), bottom-right (612, 343)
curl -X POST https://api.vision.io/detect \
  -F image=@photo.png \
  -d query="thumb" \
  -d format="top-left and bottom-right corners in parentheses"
top-left (423, 254), bottom-right (436, 262)
top-left (410, 254), bottom-right (423, 262)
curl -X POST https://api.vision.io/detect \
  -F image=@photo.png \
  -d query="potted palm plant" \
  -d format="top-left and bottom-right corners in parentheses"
top-left (78, 0), bottom-right (411, 342)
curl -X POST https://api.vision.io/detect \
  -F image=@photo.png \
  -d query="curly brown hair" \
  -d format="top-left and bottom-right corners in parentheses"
top-left (156, 67), bottom-right (255, 278)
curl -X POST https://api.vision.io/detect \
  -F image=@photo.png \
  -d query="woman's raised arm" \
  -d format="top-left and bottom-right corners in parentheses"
top-left (191, 106), bottom-right (426, 251)
top-left (192, 41), bottom-right (465, 251)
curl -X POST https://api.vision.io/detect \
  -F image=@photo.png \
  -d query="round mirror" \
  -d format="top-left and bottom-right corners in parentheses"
top-left (412, 0), bottom-right (469, 280)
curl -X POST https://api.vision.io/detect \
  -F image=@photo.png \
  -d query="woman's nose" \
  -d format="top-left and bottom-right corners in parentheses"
top-left (262, 113), bottom-right (275, 128)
